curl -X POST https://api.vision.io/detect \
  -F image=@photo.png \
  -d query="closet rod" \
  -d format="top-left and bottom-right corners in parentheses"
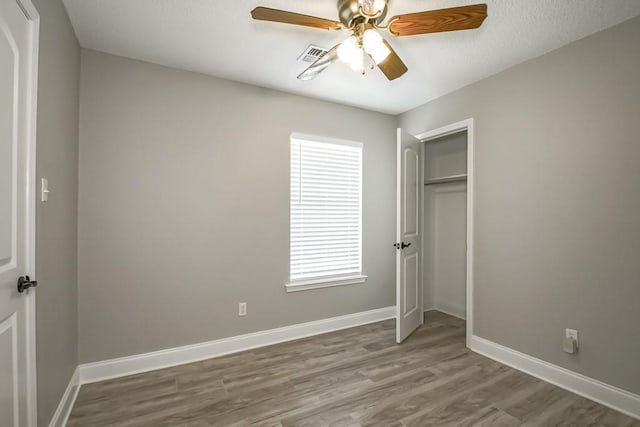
top-left (424, 174), bottom-right (467, 186)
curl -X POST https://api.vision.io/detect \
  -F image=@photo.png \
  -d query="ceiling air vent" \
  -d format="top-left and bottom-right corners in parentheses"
top-left (297, 45), bottom-right (329, 63)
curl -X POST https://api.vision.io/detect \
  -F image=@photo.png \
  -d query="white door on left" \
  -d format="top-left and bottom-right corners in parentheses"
top-left (396, 129), bottom-right (423, 343)
top-left (0, 0), bottom-right (38, 426)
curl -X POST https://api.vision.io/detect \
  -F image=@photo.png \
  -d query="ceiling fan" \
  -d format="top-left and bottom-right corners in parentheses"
top-left (251, 0), bottom-right (488, 81)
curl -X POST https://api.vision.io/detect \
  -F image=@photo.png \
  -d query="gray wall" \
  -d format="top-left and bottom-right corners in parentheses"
top-left (423, 132), bottom-right (467, 318)
top-left (77, 50), bottom-right (397, 363)
top-left (401, 17), bottom-right (640, 394)
top-left (32, 0), bottom-right (80, 425)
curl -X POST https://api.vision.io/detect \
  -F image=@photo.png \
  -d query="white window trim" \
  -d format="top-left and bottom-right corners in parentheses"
top-left (286, 274), bottom-right (368, 293)
top-left (286, 133), bottom-right (365, 293)
top-left (290, 132), bottom-right (364, 149)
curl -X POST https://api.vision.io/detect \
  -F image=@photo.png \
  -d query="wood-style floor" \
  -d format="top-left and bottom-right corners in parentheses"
top-left (68, 311), bottom-right (639, 426)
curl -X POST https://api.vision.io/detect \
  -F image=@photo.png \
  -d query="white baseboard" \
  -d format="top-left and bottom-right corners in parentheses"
top-left (423, 303), bottom-right (436, 312)
top-left (48, 367), bottom-right (80, 427)
top-left (79, 306), bottom-right (395, 384)
top-left (424, 305), bottom-right (466, 320)
top-left (470, 335), bottom-right (640, 420)
top-left (425, 304), bottom-right (466, 320)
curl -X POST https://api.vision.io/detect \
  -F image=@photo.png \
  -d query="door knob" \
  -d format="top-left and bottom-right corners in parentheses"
top-left (17, 276), bottom-right (37, 293)
top-left (394, 242), bottom-right (412, 250)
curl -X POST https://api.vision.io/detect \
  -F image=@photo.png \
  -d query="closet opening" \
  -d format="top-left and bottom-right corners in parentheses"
top-left (416, 119), bottom-right (474, 347)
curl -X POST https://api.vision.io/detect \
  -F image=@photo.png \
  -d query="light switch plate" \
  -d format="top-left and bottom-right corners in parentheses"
top-left (563, 337), bottom-right (577, 354)
top-left (41, 178), bottom-right (49, 202)
top-left (565, 328), bottom-right (579, 352)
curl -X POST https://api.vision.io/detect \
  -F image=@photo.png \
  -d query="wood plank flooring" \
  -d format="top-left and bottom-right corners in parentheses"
top-left (68, 311), bottom-right (639, 426)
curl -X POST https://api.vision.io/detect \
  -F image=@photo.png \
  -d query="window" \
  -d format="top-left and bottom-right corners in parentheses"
top-left (287, 134), bottom-right (366, 292)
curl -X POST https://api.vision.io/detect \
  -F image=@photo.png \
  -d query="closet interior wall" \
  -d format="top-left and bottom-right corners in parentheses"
top-left (423, 131), bottom-right (468, 319)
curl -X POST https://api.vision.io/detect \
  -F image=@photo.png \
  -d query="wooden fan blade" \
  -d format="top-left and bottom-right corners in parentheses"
top-left (298, 47), bottom-right (338, 81)
top-left (388, 4), bottom-right (487, 37)
top-left (377, 39), bottom-right (408, 81)
top-left (251, 7), bottom-right (341, 30)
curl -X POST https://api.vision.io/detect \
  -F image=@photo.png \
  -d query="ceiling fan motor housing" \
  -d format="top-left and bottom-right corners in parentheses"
top-left (337, 0), bottom-right (388, 27)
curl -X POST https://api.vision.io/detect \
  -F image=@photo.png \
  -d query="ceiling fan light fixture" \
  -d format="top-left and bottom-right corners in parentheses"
top-left (362, 29), bottom-right (390, 64)
top-left (251, 3), bottom-right (488, 81)
top-left (337, 36), bottom-right (364, 71)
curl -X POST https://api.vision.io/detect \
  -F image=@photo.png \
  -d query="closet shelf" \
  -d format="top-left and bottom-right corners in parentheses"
top-left (424, 174), bottom-right (467, 186)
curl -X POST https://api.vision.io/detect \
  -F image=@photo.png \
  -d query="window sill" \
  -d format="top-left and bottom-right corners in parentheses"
top-left (285, 275), bottom-right (368, 293)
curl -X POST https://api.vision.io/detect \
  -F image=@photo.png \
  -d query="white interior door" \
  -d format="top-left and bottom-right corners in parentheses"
top-left (1, 1), bottom-right (38, 425)
top-left (396, 129), bottom-right (423, 343)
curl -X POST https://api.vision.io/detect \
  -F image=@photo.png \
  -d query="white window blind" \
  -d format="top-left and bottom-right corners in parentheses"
top-left (290, 135), bottom-right (363, 284)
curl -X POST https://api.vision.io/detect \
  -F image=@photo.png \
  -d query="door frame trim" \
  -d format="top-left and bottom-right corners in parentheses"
top-left (14, 0), bottom-right (40, 425)
top-left (415, 118), bottom-right (475, 348)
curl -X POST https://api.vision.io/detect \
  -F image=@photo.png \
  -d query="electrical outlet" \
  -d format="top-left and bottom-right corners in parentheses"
top-left (238, 302), bottom-right (247, 316)
top-left (565, 328), bottom-right (578, 348)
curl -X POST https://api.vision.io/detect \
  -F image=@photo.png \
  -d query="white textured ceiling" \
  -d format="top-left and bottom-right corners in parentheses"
top-left (62, 0), bottom-right (640, 114)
